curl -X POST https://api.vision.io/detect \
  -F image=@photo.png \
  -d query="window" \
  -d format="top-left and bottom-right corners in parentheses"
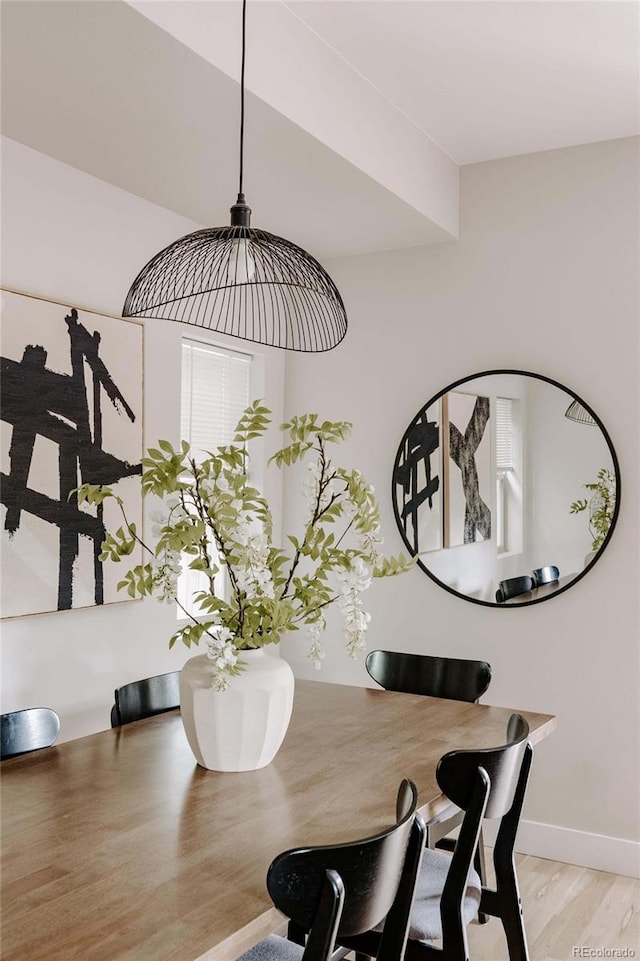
top-left (495, 397), bottom-right (514, 553)
top-left (177, 339), bottom-right (252, 616)
top-left (180, 340), bottom-right (252, 462)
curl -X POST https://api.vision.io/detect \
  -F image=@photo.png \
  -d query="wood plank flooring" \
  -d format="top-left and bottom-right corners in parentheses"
top-left (466, 853), bottom-right (640, 960)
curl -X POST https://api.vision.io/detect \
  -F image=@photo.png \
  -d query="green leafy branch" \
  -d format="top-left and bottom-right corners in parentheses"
top-left (570, 467), bottom-right (616, 552)
top-left (76, 401), bottom-right (412, 689)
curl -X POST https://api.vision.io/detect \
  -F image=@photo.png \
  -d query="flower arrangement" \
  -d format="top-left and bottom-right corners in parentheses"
top-left (569, 467), bottom-right (616, 552)
top-left (78, 402), bottom-right (411, 690)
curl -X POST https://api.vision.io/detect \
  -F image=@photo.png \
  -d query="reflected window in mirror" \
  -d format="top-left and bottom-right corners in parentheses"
top-left (495, 396), bottom-right (522, 556)
top-left (391, 370), bottom-right (620, 608)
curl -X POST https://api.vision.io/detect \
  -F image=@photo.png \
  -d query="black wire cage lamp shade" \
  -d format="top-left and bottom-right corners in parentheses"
top-left (122, 2), bottom-right (347, 353)
top-left (123, 198), bottom-right (347, 352)
top-left (565, 399), bottom-right (597, 426)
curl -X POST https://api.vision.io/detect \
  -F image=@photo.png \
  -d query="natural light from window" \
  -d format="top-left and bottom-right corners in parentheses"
top-left (177, 339), bottom-right (252, 618)
top-left (496, 396), bottom-right (514, 554)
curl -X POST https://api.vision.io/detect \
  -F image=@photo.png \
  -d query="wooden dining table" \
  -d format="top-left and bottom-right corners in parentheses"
top-left (1, 679), bottom-right (556, 961)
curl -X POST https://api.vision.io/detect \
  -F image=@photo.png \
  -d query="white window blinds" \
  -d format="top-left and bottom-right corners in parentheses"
top-left (178, 340), bottom-right (252, 618)
top-left (495, 397), bottom-right (514, 471)
top-left (181, 340), bottom-right (252, 455)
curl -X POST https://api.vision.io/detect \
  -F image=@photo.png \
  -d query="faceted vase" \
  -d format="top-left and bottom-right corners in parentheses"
top-left (179, 648), bottom-right (295, 772)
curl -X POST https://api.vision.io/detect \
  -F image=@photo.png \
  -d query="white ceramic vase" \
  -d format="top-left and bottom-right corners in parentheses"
top-left (179, 648), bottom-right (295, 772)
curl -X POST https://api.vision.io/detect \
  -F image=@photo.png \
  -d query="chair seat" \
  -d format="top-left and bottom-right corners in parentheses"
top-left (408, 848), bottom-right (481, 941)
top-left (425, 801), bottom-right (462, 836)
top-left (238, 935), bottom-right (305, 961)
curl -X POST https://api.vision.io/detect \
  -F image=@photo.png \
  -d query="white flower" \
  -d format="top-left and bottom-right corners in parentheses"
top-left (232, 514), bottom-right (253, 547)
top-left (199, 477), bottom-right (216, 499)
top-left (361, 528), bottom-right (383, 563)
top-left (334, 557), bottom-right (373, 594)
top-left (333, 559), bottom-right (372, 659)
top-left (150, 508), bottom-right (167, 540)
top-left (151, 547), bottom-right (182, 602)
top-left (235, 551), bottom-right (275, 599)
top-left (216, 473), bottom-right (230, 493)
top-left (214, 643), bottom-right (238, 670)
top-left (166, 493), bottom-right (186, 517)
top-left (204, 629), bottom-right (240, 689)
top-left (307, 618), bottom-right (327, 670)
top-left (303, 460), bottom-right (322, 522)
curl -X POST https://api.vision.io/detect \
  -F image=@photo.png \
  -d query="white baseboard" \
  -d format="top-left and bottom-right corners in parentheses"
top-left (482, 819), bottom-right (640, 879)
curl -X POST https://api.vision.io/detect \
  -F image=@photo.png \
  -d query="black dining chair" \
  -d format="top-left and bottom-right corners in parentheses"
top-left (495, 576), bottom-right (534, 604)
top-left (110, 671), bottom-right (181, 727)
top-left (345, 715), bottom-right (533, 961)
top-left (365, 651), bottom-right (491, 704)
top-left (237, 780), bottom-right (426, 961)
top-left (531, 566), bottom-right (559, 587)
top-left (1, 707), bottom-right (61, 760)
top-left (365, 650), bottom-right (492, 923)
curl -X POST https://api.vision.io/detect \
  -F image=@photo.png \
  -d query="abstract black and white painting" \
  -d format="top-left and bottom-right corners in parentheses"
top-left (1, 290), bottom-right (143, 618)
top-left (444, 391), bottom-right (491, 548)
top-left (392, 400), bottom-right (442, 554)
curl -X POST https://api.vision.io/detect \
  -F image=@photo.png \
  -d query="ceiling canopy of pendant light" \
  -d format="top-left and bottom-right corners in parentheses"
top-left (122, 0), bottom-right (347, 352)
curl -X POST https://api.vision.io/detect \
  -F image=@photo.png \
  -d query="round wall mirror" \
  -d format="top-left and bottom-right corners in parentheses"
top-left (391, 370), bottom-right (620, 607)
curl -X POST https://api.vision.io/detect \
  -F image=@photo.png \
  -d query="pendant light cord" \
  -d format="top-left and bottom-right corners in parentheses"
top-left (230, 0), bottom-right (251, 225)
top-left (238, 0), bottom-right (247, 198)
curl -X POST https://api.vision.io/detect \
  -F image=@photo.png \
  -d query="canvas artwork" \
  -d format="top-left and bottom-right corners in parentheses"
top-left (392, 399), bottom-right (442, 554)
top-left (444, 391), bottom-right (491, 548)
top-left (0, 290), bottom-right (143, 618)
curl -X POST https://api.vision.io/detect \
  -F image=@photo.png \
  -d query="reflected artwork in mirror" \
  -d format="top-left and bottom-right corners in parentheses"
top-left (391, 370), bottom-right (621, 607)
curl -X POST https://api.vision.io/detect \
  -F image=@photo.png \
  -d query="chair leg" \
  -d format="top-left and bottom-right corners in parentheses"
top-left (473, 834), bottom-right (490, 925)
top-left (493, 744), bottom-right (533, 961)
top-left (288, 920), bottom-right (306, 946)
top-left (494, 856), bottom-right (529, 961)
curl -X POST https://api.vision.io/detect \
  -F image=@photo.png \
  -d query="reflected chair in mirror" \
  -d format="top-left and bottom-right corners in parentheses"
top-left (1, 707), bottom-right (61, 760)
top-left (495, 576), bottom-right (534, 604)
top-left (531, 566), bottom-right (559, 587)
top-left (110, 671), bottom-right (181, 727)
top-left (238, 779), bottom-right (426, 961)
top-left (346, 714), bottom-right (533, 961)
top-left (365, 651), bottom-right (492, 924)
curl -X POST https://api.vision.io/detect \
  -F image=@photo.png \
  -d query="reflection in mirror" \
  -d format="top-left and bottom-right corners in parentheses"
top-left (392, 371), bottom-right (620, 607)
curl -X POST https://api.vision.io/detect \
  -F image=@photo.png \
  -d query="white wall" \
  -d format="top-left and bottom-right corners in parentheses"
top-left (0, 138), bottom-right (285, 741)
top-left (282, 137), bottom-right (640, 875)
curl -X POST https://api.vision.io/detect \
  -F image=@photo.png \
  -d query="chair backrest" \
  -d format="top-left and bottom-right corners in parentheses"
top-left (433, 715), bottom-right (533, 947)
top-left (532, 565), bottom-right (560, 587)
top-left (111, 671), bottom-right (181, 727)
top-left (267, 780), bottom-right (426, 961)
top-left (365, 650), bottom-right (491, 703)
top-left (437, 713), bottom-right (530, 821)
top-left (1, 707), bottom-right (60, 760)
top-left (495, 575), bottom-right (534, 604)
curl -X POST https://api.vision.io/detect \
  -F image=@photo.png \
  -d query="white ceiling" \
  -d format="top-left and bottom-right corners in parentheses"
top-left (1, 0), bottom-right (638, 259)
top-left (286, 0), bottom-right (640, 165)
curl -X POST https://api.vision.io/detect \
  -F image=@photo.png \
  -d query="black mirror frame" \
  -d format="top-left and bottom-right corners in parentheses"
top-left (391, 369), bottom-right (622, 609)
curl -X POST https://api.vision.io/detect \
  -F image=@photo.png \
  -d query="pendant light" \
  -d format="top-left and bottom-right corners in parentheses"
top-left (123, 0), bottom-right (347, 352)
top-left (564, 400), bottom-right (597, 426)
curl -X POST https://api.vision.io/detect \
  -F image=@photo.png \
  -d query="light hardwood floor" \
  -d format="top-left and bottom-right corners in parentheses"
top-left (466, 853), bottom-right (640, 960)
